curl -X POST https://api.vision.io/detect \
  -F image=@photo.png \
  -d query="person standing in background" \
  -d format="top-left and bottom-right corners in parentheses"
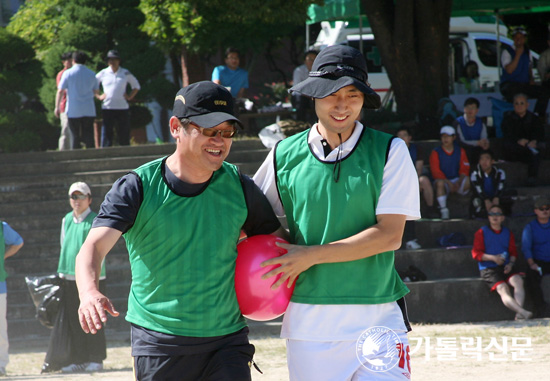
top-left (42, 182), bottom-right (106, 374)
top-left (0, 220), bottom-right (24, 377)
top-left (56, 51), bottom-right (99, 150)
top-left (55, 52), bottom-right (73, 151)
top-left (96, 50), bottom-right (141, 147)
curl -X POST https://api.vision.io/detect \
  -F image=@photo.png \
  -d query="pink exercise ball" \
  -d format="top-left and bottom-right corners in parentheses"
top-left (235, 235), bottom-right (295, 321)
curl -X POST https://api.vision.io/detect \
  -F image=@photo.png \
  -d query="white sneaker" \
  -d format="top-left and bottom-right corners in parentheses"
top-left (62, 363), bottom-right (89, 373)
top-left (85, 362), bottom-right (103, 372)
top-left (440, 207), bottom-right (450, 220)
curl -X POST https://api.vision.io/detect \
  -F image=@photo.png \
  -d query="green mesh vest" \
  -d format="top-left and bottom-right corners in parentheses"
top-left (275, 127), bottom-right (409, 304)
top-left (124, 158), bottom-right (248, 337)
top-left (57, 211), bottom-right (102, 277)
top-left (0, 224), bottom-right (6, 282)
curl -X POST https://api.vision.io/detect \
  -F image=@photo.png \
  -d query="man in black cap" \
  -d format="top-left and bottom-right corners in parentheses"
top-left (96, 49), bottom-right (141, 147)
top-left (254, 45), bottom-right (420, 379)
top-left (75, 81), bottom-right (284, 379)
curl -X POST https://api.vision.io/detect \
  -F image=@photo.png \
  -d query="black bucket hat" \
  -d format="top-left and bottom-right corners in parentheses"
top-left (289, 45), bottom-right (381, 109)
top-left (172, 81), bottom-right (243, 128)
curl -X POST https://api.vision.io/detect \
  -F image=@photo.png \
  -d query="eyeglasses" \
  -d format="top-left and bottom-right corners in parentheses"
top-left (538, 206), bottom-right (550, 211)
top-left (70, 194), bottom-right (88, 200)
top-left (514, 101), bottom-right (526, 105)
top-left (488, 212), bottom-right (503, 216)
top-left (191, 125), bottom-right (237, 139)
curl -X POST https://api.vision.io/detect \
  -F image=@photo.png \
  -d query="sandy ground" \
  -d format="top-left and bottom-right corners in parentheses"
top-left (5, 319), bottom-right (550, 380)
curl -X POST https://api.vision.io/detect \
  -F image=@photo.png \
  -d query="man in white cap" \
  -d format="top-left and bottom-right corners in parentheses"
top-left (75, 81), bottom-right (285, 380)
top-left (253, 45), bottom-right (419, 380)
top-left (429, 126), bottom-right (471, 219)
top-left (42, 182), bottom-right (106, 374)
top-left (96, 49), bottom-right (140, 147)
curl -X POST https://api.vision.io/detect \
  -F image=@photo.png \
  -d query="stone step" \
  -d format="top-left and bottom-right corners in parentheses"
top-left (0, 140), bottom-right (267, 166)
top-left (406, 216), bottom-right (533, 249)
top-left (0, 149), bottom-right (270, 178)
top-left (404, 277), bottom-right (534, 323)
top-left (395, 248), bottom-right (480, 280)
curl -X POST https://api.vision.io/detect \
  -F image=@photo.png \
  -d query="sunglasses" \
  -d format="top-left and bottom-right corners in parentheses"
top-left (538, 206), bottom-right (550, 211)
top-left (70, 194), bottom-right (88, 200)
top-left (488, 212), bottom-right (503, 216)
top-left (191, 125), bottom-right (237, 139)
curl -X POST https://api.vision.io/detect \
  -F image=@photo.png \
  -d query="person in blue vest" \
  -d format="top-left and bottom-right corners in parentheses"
top-left (429, 126), bottom-right (471, 220)
top-left (0, 221), bottom-right (23, 377)
top-left (500, 27), bottom-right (550, 121)
top-left (212, 47), bottom-right (248, 99)
top-left (453, 97), bottom-right (489, 167)
top-left (522, 197), bottom-right (550, 317)
top-left (74, 81), bottom-right (285, 380)
top-left (472, 205), bottom-right (532, 320)
top-left (396, 127), bottom-right (434, 214)
top-left (254, 45), bottom-right (420, 380)
top-left (42, 182), bottom-right (106, 374)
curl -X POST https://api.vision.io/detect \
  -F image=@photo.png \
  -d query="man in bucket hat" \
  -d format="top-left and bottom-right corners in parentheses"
top-left (75, 81), bottom-right (285, 379)
top-left (254, 45), bottom-right (420, 379)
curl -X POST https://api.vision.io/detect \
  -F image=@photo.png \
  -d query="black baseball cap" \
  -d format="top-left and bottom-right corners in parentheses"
top-left (172, 81), bottom-right (243, 128)
top-left (107, 50), bottom-right (121, 59)
top-left (289, 45), bottom-right (381, 109)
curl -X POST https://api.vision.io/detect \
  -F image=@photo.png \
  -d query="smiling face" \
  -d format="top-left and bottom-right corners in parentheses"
top-left (171, 117), bottom-right (234, 179)
top-left (315, 85), bottom-right (364, 143)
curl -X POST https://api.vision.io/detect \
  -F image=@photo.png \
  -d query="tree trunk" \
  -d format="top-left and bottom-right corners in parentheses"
top-left (361, 0), bottom-right (452, 137)
top-left (180, 46), bottom-right (206, 87)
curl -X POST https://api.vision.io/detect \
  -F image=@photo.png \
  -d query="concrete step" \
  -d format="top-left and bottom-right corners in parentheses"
top-left (406, 216), bottom-right (533, 249)
top-left (0, 140), bottom-right (267, 166)
top-left (395, 248), bottom-right (480, 280)
top-left (404, 277), bottom-right (532, 323)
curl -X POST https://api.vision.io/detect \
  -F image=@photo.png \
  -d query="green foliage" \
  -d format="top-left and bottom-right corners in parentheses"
top-left (140, 0), bottom-right (320, 56)
top-left (0, 29), bottom-right (56, 153)
top-left (6, 0), bottom-right (68, 53)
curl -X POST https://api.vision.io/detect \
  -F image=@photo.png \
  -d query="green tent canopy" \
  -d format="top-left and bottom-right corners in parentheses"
top-left (306, 0), bottom-right (550, 25)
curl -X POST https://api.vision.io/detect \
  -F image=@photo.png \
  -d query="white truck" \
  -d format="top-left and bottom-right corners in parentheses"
top-left (313, 17), bottom-right (540, 101)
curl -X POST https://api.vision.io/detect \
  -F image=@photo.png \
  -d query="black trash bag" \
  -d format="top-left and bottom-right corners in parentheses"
top-left (25, 274), bottom-right (64, 329)
top-left (43, 300), bottom-right (72, 371)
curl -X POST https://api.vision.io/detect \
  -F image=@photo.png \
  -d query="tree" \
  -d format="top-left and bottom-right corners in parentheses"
top-left (361, 0), bottom-right (453, 137)
top-left (140, 0), bottom-right (320, 86)
top-left (9, 0), bottom-right (174, 145)
top-left (0, 29), bottom-right (57, 152)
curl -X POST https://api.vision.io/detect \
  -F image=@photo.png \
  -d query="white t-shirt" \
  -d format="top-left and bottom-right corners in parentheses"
top-left (96, 66), bottom-right (140, 110)
top-left (253, 121), bottom-right (421, 341)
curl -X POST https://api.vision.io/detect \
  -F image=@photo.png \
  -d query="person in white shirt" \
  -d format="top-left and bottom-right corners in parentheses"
top-left (253, 45), bottom-right (420, 380)
top-left (96, 50), bottom-right (140, 147)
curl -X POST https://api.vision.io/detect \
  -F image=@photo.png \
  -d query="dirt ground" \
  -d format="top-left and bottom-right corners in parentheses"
top-left (5, 318), bottom-right (550, 380)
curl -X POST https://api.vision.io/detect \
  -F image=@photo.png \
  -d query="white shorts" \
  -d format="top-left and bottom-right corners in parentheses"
top-left (286, 330), bottom-right (411, 381)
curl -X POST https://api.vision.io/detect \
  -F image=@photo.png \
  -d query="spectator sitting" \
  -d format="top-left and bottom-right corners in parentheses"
top-left (501, 93), bottom-right (545, 186)
top-left (472, 205), bottom-right (532, 320)
top-left (429, 126), bottom-right (471, 220)
top-left (292, 50), bottom-right (318, 125)
top-left (470, 150), bottom-right (514, 218)
top-left (397, 127), bottom-right (435, 214)
top-left (212, 47), bottom-right (248, 99)
top-left (453, 97), bottom-right (489, 167)
top-left (522, 197), bottom-right (550, 318)
top-left (500, 27), bottom-right (549, 122)
top-left (458, 60), bottom-right (480, 93)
